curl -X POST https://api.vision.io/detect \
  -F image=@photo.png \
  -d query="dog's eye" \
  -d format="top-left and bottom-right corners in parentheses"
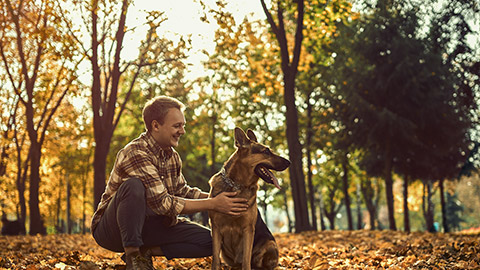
top-left (262, 148), bottom-right (272, 155)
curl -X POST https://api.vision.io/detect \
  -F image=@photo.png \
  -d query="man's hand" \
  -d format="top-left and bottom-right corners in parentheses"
top-left (181, 192), bottom-right (248, 215)
top-left (212, 192), bottom-right (248, 216)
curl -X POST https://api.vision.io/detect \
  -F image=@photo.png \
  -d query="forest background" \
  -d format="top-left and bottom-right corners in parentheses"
top-left (0, 0), bottom-right (479, 237)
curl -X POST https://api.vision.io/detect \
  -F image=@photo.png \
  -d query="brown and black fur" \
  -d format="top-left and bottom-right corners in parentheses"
top-left (208, 127), bottom-right (290, 270)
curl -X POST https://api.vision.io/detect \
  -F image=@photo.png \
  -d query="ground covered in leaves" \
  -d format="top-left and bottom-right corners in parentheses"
top-left (0, 230), bottom-right (479, 269)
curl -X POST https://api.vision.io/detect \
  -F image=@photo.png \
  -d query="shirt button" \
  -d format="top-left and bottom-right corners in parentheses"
top-left (162, 162), bottom-right (165, 166)
top-left (161, 175), bottom-right (165, 179)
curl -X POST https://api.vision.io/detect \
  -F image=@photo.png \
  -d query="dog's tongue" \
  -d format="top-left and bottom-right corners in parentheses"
top-left (267, 170), bottom-right (282, 189)
top-left (269, 173), bottom-right (281, 189)
top-left (256, 166), bottom-right (282, 189)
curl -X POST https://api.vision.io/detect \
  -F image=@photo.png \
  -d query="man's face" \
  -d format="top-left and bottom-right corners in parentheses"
top-left (151, 108), bottom-right (186, 149)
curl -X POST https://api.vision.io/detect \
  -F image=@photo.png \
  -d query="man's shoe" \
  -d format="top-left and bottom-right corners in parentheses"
top-left (140, 248), bottom-right (155, 270)
top-left (125, 250), bottom-right (154, 270)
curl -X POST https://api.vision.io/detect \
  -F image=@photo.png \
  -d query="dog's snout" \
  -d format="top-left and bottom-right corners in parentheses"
top-left (275, 157), bottom-right (290, 171)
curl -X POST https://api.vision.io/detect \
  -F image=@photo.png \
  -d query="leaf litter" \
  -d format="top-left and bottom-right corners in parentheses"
top-left (0, 230), bottom-right (478, 269)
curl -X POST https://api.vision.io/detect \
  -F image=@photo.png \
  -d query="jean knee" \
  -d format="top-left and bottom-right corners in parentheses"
top-left (118, 178), bottom-right (145, 200)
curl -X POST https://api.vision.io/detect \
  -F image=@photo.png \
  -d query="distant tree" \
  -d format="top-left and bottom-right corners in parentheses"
top-left (199, 2), bottom-right (290, 223)
top-left (317, 159), bottom-right (344, 230)
top-left (64, 0), bottom-right (190, 208)
top-left (0, 89), bottom-right (28, 232)
top-left (328, 0), bottom-right (477, 231)
top-left (260, 0), bottom-right (312, 233)
top-left (296, 0), bottom-right (355, 231)
top-left (445, 191), bottom-right (465, 232)
top-left (0, 0), bottom-right (80, 234)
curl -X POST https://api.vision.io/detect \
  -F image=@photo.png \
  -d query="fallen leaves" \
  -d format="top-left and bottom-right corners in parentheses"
top-left (277, 231), bottom-right (479, 269)
top-left (0, 230), bottom-right (478, 269)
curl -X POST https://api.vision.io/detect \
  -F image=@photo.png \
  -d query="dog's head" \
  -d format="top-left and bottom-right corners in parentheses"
top-left (234, 127), bottom-right (290, 189)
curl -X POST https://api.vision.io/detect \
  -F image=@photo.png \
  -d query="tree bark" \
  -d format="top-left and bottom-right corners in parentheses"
top-left (356, 181), bottom-right (363, 229)
top-left (403, 175), bottom-right (411, 233)
top-left (28, 143), bottom-right (45, 235)
top-left (285, 77), bottom-right (311, 232)
top-left (318, 190), bottom-right (326, 231)
top-left (439, 179), bottom-right (449, 233)
top-left (384, 142), bottom-right (397, 230)
top-left (91, 0), bottom-right (129, 208)
top-left (14, 124), bottom-right (28, 234)
top-left (306, 96), bottom-right (317, 230)
top-left (66, 173), bottom-right (72, 234)
top-left (93, 136), bottom-right (111, 208)
top-left (341, 153), bottom-right (353, 230)
top-left (261, 0), bottom-right (311, 232)
top-left (423, 180), bottom-right (435, 232)
top-left (282, 190), bottom-right (293, 233)
top-left (360, 177), bottom-right (377, 230)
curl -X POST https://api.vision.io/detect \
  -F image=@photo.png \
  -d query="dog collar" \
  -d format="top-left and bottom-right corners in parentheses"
top-left (220, 167), bottom-right (245, 191)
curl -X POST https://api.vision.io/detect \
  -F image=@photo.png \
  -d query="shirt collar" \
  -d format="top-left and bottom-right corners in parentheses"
top-left (143, 132), bottom-right (173, 159)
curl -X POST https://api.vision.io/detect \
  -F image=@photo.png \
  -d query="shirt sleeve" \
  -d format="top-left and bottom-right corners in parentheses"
top-left (172, 152), bottom-right (204, 199)
top-left (118, 148), bottom-right (185, 217)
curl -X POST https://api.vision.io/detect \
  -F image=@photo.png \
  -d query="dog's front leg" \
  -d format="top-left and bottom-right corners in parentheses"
top-left (242, 225), bottom-right (255, 270)
top-left (211, 224), bottom-right (222, 270)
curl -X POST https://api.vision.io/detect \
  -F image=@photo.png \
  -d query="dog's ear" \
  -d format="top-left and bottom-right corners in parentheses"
top-left (234, 127), bottom-right (250, 148)
top-left (246, 129), bottom-right (258, 142)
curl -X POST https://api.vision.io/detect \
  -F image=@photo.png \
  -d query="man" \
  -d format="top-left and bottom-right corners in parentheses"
top-left (91, 96), bottom-right (248, 269)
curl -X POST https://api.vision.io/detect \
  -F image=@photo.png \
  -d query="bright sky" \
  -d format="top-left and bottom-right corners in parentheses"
top-left (71, 1), bottom-right (267, 115)
top-left (124, 0), bottom-right (266, 80)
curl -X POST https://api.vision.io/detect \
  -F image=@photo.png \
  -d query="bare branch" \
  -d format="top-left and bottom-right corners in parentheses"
top-left (291, 0), bottom-right (305, 73)
top-left (260, 0), bottom-right (279, 36)
top-left (0, 39), bottom-right (26, 105)
top-left (112, 67), bottom-right (141, 132)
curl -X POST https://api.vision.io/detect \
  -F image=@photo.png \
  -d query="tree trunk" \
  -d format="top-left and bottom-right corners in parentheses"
top-left (356, 181), bottom-right (363, 229)
top-left (318, 190), bottom-right (326, 231)
top-left (261, 0), bottom-right (311, 232)
top-left (56, 178), bottom-right (62, 232)
top-left (15, 151), bottom-right (28, 234)
top-left (341, 153), bottom-right (353, 230)
top-left (360, 177), bottom-right (377, 230)
top-left (306, 98), bottom-right (317, 230)
top-left (26, 97), bottom-right (44, 235)
top-left (284, 76), bottom-right (311, 232)
top-left (439, 179), bottom-right (449, 233)
top-left (384, 143), bottom-right (397, 230)
top-left (93, 137), bottom-right (110, 208)
top-left (423, 180), bottom-right (435, 232)
top-left (28, 143), bottom-right (45, 235)
top-left (324, 208), bottom-right (336, 230)
top-left (91, 0), bottom-right (129, 209)
top-left (327, 214), bottom-right (335, 230)
top-left (82, 174), bottom-right (87, 234)
top-left (282, 190), bottom-right (293, 233)
top-left (66, 173), bottom-right (71, 234)
top-left (403, 175), bottom-right (410, 233)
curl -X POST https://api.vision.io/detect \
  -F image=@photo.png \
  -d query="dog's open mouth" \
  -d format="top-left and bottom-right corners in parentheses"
top-left (254, 165), bottom-right (282, 189)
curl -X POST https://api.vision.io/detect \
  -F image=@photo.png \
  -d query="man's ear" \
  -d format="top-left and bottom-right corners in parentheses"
top-left (151, 120), bottom-right (160, 130)
top-left (246, 129), bottom-right (258, 143)
top-left (234, 127), bottom-right (250, 148)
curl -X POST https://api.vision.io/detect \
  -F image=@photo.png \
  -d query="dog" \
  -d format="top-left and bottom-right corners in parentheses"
top-left (208, 127), bottom-right (290, 270)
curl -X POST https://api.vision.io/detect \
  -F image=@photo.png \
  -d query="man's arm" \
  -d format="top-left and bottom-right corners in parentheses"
top-left (181, 191), bottom-right (248, 216)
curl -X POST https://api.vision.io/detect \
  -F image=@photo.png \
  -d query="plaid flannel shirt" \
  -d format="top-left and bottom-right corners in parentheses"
top-left (91, 132), bottom-right (203, 232)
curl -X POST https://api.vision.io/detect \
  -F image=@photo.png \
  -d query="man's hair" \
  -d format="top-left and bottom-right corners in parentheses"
top-left (142, 96), bottom-right (185, 131)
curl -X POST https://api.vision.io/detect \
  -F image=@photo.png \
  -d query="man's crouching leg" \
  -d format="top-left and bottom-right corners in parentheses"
top-left (92, 178), bottom-right (154, 269)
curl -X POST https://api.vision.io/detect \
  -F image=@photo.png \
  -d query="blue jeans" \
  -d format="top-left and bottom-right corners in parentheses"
top-left (92, 178), bottom-right (212, 259)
